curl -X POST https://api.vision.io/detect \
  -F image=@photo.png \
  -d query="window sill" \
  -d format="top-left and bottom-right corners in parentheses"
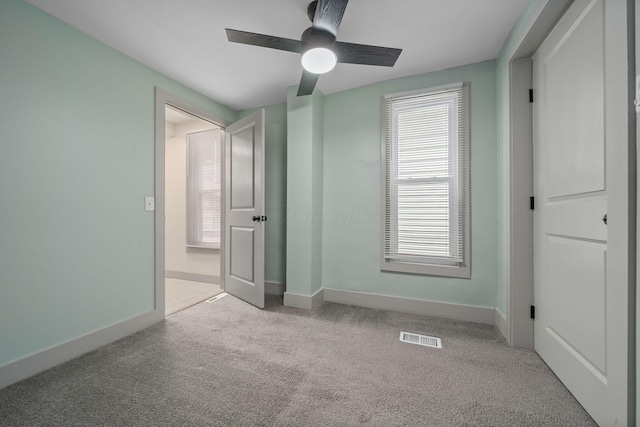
top-left (381, 258), bottom-right (470, 279)
top-left (186, 244), bottom-right (220, 251)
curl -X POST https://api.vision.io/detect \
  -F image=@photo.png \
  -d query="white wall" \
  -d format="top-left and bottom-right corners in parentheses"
top-left (165, 118), bottom-right (220, 278)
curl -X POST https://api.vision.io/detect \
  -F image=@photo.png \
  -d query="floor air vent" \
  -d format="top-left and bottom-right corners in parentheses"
top-left (399, 332), bottom-right (442, 348)
top-left (205, 293), bottom-right (228, 303)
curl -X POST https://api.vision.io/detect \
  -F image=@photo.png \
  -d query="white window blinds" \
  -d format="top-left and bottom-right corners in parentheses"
top-left (187, 129), bottom-right (221, 249)
top-left (383, 83), bottom-right (468, 268)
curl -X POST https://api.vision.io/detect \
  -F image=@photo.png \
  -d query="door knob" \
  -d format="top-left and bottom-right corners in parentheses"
top-left (602, 214), bottom-right (607, 225)
top-left (252, 216), bottom-right (261, 222)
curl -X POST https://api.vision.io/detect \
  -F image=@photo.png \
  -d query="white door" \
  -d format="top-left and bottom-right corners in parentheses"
top-left (532, 1), bottom-right (631, 425)
top-left (224, 110), bottom-right (265, 308)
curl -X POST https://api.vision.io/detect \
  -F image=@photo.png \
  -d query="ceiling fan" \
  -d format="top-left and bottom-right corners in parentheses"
top-left (226, 0), bottom-right (403, 96)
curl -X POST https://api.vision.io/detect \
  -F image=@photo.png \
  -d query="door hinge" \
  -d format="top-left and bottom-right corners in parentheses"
top-left (530, 305), bottom-right (536, 320)
top-left (529, 89), bottom-right (534, 103)
top-left (530, 196), bottom-right (535, 210)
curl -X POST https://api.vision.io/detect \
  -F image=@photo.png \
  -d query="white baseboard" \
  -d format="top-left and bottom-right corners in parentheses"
top-left (283, 288), bottom-right (324, 310)
top-left (0, 310), bottom-right (161, 390)
top-left (265, 281), bottom-right (285, 295)
top-left (322, 288), bottom-right (495, 325)
top-left (494, 308), bottom-right (508, 341)
top-left (165, 270), bottom-right (220, 284)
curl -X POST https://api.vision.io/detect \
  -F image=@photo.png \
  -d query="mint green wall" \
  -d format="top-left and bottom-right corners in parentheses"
top-left (311, 91), bottom-right (324, 294)
top-left (495, 0), bottom-right (546, 314)
top-left (322, 60), bottom-right (498, 307)
top-left (286, 87), bottom-right (313, 295)
top-left (239, 103), bottom-right (288, 284)
top-left (0, 0), bottom-right (236, 367)
top-left (285, 87), bottom-right (325, 296)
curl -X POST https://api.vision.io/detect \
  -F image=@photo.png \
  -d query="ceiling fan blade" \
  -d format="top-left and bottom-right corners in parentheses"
top-left (297, 70), bottom-right (320, 96)
top-left (312, 0), bottom-right (349, 36)
top-left (226, 29), bottom-right (302, 53)
top-left (335, 41), bottom-right (402, 67)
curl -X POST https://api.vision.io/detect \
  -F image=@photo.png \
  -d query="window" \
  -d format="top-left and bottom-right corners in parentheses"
top-left (381, 82), bottom-right (470, 278)
top-left (187, 129), bottom-right (221, 249)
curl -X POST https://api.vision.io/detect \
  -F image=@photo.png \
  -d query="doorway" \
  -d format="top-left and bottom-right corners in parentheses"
top-left (164, 106), bottom-right (224, 316)
top-left (154, 88), bottom-right (232, 318)
top-left (154, 88), bottom-right (267, 317)
top-left (505, 1), bottom-right (634, 425)
top-left (531, 1), bottom-right (633, 424)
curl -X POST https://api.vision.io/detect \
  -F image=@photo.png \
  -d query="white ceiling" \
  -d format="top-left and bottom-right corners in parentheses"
top-left (25, 0), bottom-right (529, 111)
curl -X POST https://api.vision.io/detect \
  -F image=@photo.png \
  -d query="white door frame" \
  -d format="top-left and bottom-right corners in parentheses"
top-left (154, 88), bottom-right (231, 315)
top-left (503, 0), bottom-right (573, 349)
top-left (505, 0), bottom-right (636, 423)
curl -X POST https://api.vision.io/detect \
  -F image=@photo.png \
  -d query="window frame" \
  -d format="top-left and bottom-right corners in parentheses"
top-left (380, 82), bottom-right (470, 278)
top-left (186, 128), bottom-right (222, 250)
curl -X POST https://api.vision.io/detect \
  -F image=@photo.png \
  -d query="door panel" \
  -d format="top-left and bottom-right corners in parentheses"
top-left (224, 110), bottom-right (265, 308)
top-left (230, 227), bottom-right (255, 283)
top-left (544, 0), bottom-right (604, 198)
top-left (230, 127), bottom-right (256, 209)
top-left (533, 1), bottom-right (631, 425)
top-left (546, 236), bottom-right (606, 372)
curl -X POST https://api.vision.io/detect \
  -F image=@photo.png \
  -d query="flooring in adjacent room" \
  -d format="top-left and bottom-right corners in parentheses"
top-left (0, 295), bottom-right (596, 427)
top-left (165, 277), bottom-right (222, 316)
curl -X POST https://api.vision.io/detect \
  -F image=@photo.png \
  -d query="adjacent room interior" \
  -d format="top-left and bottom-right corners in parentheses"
top-left (164, 105), bottom-right (224, 316)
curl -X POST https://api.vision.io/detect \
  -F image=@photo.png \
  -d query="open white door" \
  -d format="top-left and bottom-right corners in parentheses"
top-left (532, 1), bottom-right (631, 425)
top-left (224, 110), bottom-right (265, 308)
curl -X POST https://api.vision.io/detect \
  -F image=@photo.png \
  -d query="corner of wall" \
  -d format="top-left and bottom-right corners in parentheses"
top-left (494, 308), bottom-right (509, 342)
top-left (283, 288), bottom-right (324, 310)
top-left (285, 87), bottom-right (325, 298)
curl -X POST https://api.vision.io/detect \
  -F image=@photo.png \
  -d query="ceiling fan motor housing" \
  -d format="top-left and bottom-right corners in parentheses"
top-left (300, 27), bottom-right (338, 74)
top-left (301, 27), bottom-right (336, 51)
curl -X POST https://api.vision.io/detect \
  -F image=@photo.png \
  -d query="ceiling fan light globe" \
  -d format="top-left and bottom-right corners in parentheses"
top-left (301, 47), bottom-right (337, 74)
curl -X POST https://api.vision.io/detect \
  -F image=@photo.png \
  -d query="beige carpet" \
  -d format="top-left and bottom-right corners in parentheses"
top-left (0, 295), bottom-right (596, 426)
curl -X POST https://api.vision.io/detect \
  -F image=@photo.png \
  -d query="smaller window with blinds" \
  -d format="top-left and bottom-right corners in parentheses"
top-left (187, 129), bottom-right (221, 249)
top-left (381, 82), bottom-right (470, 278)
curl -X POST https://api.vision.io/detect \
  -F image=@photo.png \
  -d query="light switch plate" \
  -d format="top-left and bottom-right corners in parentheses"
top-left (145, 196), bottom-right (155, 212)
